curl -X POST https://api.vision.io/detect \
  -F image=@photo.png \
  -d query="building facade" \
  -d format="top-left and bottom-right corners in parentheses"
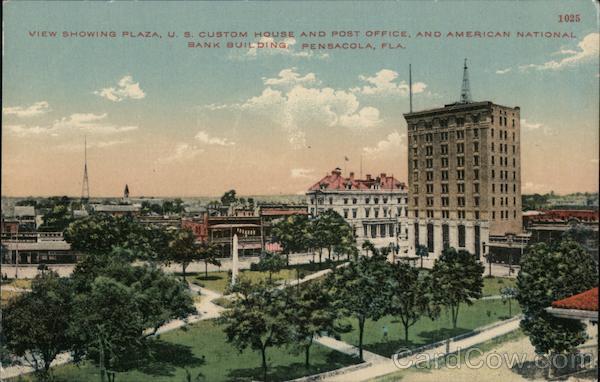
top-left (306, 168), bottom-right (409, 252)
top-left (404, 100), bottom-right (522, 260)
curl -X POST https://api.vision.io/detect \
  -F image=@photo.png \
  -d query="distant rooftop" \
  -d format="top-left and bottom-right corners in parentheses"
top-left (308, 168), bottom-right (406, 192)
top-left (14, 206), bottom-right (35, 217)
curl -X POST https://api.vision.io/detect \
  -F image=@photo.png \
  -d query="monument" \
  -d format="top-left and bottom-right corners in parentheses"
top-left (231, 233), bottom-right (239, 286)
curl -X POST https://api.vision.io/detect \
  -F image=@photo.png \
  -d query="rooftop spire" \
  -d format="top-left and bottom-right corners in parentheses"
top-left (460, 58), bottom-right (472, 103)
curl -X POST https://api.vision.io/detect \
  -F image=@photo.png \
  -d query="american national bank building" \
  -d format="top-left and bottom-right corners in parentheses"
top-left (306, 168), bottom-right (409, 254)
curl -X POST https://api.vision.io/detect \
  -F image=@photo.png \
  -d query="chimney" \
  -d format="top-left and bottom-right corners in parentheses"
top-left (349, 172), bottom-right (355, 180)
top-left (366, 174), bottom-right (372, 181)
top-left (332, 167), bottom-right (342, 176)
top-left (380, 173), bottom-right (386, 178)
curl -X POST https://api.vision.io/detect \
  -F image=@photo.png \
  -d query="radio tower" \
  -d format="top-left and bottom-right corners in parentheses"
top-left (81, 136), bottom-right (90, 203)
top-left (460, 58), bottom-right (472, 103)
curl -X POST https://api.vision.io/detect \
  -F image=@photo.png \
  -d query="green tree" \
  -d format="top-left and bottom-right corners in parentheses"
top-left (313, 210), bottom-right (352, 261)
top-left (2, 272), bottom-right (73, 380)
top-left (289, 281), bottom-right (338, 367)
top-left (167, 228), bottom-right (203, 281)
top-left (219, 281), bottom-right (292, 381)
top-left (272, 214), bottom-right (310, 265)
top-left (198, 242), bottom-right (221, 278)
top-left (416, 245), bottom-right (429, 269)
top-left (326, 253), bottom-right (389, 360)
top-left (70, 276), bottom-right (146, 382)
top-left (220, 189), bottom-right (238, 205)
top-left (517, 240), bottom-right (598, 356)
top-left (431, 247), bottom-right (484, 329)
top-left (386, 262), bottom-right (437, 342)
top-left (253, 251), bottom-right (286, 282)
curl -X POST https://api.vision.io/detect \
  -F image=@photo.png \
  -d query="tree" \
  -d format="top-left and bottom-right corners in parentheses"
top-left (220, 189), bottom-right (238, 205)
top-left (167, 228), bottom-right (203, 282)
top-left (516, 240), bottom-right (598, 356)
top-left (38, 204), bottom-right (74, 232)
top-left (70, 276), bottom-right (146, 382)
top-left (253, 251), bottom-right (286, 282)
top-left (313, 210), bottom-right (352, 261)
top-left (2, 272), bottom-right (73, 380)
top-left (386, 262), bottom-right (437, 343)
top-left (500, 286), bottom-right (518, 317)
top-left (326, 253), bottom-right (389, 361)
top-left (271, 214), bottom-right (310, 265)
top-left (416, 245), bottom-right (429, 269)
top-left (289, 281), bottom-right (338, 367)
top-left (219, 281), bottom-right (292, 381)
top-left (198, 242), bottom-right (221, 278)
top-left (430, 247), bottom-right (484, 329)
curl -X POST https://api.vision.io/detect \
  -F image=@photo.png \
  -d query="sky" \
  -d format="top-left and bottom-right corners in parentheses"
top-left (2, 1), bottom-right (599, 197)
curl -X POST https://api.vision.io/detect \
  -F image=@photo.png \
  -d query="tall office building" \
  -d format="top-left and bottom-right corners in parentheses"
top-left (403, 61), bottom-right (522, 260)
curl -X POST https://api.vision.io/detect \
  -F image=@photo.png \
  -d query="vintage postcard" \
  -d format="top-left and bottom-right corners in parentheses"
top-left (1, 1), bottom-right (598, 381)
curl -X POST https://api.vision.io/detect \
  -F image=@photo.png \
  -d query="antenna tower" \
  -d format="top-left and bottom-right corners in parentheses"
top-left (81, 136), bottom-right (90, 203)
top-left (460, 58), bottom-right (472, 103)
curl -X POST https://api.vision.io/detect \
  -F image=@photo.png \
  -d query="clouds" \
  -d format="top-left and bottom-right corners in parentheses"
top-left (94, 75), bottom-right (146, 102)
top-left (3, 101), bottom-right (51, 117)
top-left (236, 36), bottom-right (328, 60)
top-left (6, 113), bottom-right (138, 137)
top-left (363, 131), bottom-right (405, 157)
top-left (157, 143), bottom-right (204, 164)
top-left (521, 119), bottom-right (556, 136)
top-left (519, 33), bottom-right (599, 71)
top-left (352, 69), bottom-right (427, 96)
top-left (290, 168), bottom-right (315, 179)
top-left (495, 68), bottom-right (512, 75)
top-left (195, 130), bottom-right (235, 146)
top-left (207, 68), bottom-right (383, 147)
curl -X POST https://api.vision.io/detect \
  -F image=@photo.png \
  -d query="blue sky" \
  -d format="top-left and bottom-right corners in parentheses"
top-left (2, 1), bottom-right (598, 196)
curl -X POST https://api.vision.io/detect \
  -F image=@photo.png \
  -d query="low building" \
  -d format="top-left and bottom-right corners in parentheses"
top-left (90, 203), bottom-right (142, 217)
top-left (306, 168), bottom-right (409, 252)
top-left (1, 232), bottom-right (80, 264)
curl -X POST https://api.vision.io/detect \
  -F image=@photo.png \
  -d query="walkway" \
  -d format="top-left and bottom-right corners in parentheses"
top-left (319, 316), bottom-right (522, 381)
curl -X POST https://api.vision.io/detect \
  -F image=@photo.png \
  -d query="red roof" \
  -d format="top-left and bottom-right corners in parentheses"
top-left (261, 209), bottom-right (308, 216)
top-left (308, 168), bottom-right (406, 192)
top-left (552, 287), bottom-right (598, 312)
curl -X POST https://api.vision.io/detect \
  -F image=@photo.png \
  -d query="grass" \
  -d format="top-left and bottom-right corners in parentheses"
top-left (1, 278), bottom-right (33, 289)
top-left (1, 290), bottom-right (23, 307)
top-left (192, 260), bottom-right (343, 294)
top-left (482, 277), bottom-right (517, 297)
top-left (14, 319), bottom-right (360, 382)
top-left (212, 297), bottom-right (233, 309)
top-left (338, 299), bottom-right (522, 358)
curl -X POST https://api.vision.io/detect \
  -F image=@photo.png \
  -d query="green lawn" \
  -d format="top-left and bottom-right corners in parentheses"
top-left (192, 261), bottom-right (343, 294)
top-left (482, 277), bottom-right (517, 296)
top-left (17, 319), bottom-right (360, 382)
top-left (338, 299), bottom-right (521, 358)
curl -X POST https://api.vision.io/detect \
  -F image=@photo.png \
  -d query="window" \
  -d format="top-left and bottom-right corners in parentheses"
top-left (513, 171), bottom-right (516, 180)
top-left (475, 211), bottom-right (480, 219)
top-left (441, 144), bottom-right (448, 154)
top-left (514, 210), bottom-right (517, 218)
top-left (457, 156), bottom-right (465, 167)
top-left (426, 159), bottom-right (433, 168)
top-left (492, 197), bottom-right (495, 206)
top-left (513, 197), bottom-right (516, 206)
top-left (352, 209), bottom-right (357, 218)
top-left (426, 133), bottom-right (433, 142)
top-left (491, 169), bottom-right (495, 179)
top-left (441, 157), bottom-right (449, 167)
top-left (513, 184), bottom-right (516, 193)
top-left (343, 209), bottom-right (349, 218)
top-left (491, 115), bottom-right (494, 124)
top-left (491, 142), bottom-right (495, 152)
top-left (383, 208), bottom-right (388, 218)
top-left (426, 146), bottom-right (433, 156)
top-left (426, 184), bottom-right (434, 193)
top-left (474, 169), bottom-right (479, 180)
top-left (456, 130), bottom-right (465, 139)
top-left (371, 225), bottom-right (377, 238)
top-left (343, 198), bottom-right (348, 204)
top-left (458, 225), bottom-right (466, 247)
top-left (365, 208), bottom-right (370, 218)
top-left (457, 170), bottom-right (464, 180)
top-left (474, 183), bottom-right (480, 193)
top-left (412, 160), bottom-right (418, 169)
top-left (457, 197), bottom-right (465, 207)
top-left (491, 129), bottom-right (494, 138)
top-left (427, 224), bottom-right (434, 252)
top-left (512, 119), bottom-right (515, 127)
top-left (441, 197), bottom-right (449, 206)
top-left (426, 171), bottom-right (434, 181)
top-left (383, 197), bottom-right (388, 204)
top-left (442, 170), bottom-right (448, 180)
top-left (457, 118), bottom-right (465, 127)
top-left (365, 197), bottom-right (370, 204)
top-left (441, 131), bottom-right (449, 141)
top-left (414, 184), bottom-right (419, 193)
top-left (413, 197), bottom-right (419, 206)
top-left (457, 143), bottom-right (464, 153)
top-left (374, 198), bottom-right (379, 204)
top-left (414, 210), bottom-right (419, 218)
top-left (458, 183), bottom-right (465, 193)
top-left (352, 198), bottom-right (357, 204)
top-left (473, 128), bottom-right (479, 138)
top-left (474, 142), bottom-right (479, 152)
top-left (492, 211), bottom-right (496, 219)
top-left (458, 210), bottom-right (466, 219)
top-left (474, 156), bottom-right (479, 166)
top-left (374, 209), bottom-right (379, 218)
top-left (329, 197), bottom-right (333, 204)
top-left (442, 210), bottom-right (450, 218)
top-left (427, 210), bottom-right (434, 218)
top-left (442, 184), bottom-right (449, 194)
top-left (426, 197), bottom-right (434, 207)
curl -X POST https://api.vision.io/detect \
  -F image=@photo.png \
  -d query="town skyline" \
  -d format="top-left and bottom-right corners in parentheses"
top-left (2, 1), bottom-right (598, 197)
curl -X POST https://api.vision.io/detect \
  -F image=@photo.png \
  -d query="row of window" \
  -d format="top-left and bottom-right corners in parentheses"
top-left (492, 196), bottom-right (517, 207)
top-left (342, 206), bottom-right (407, 219)
top-left (491, 128), bottom-right (515, 141)
top-left (492, 210), bottom-right (517, 220)
top-left (363, 223), bottom-right (396, 239)
top-left (492, 183), bottom-right (518, 194)
top-left (491, 115), bottom-right (515, 127)
top-left (311, 196), bottom-right (408, 205)
top-left (414, 209), bottom-right (473, 220)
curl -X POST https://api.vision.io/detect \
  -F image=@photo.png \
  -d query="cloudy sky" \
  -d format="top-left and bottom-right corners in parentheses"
top-left (2, 1), bottom-right (598, 197)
